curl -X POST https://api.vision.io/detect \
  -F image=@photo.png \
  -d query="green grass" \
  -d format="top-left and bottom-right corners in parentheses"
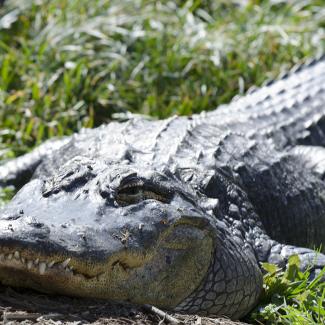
top-left (0, 0), bottom-right (325, 323)
top-left (0, 0), bottom-right (324, 158)
top-left (247, 256), bottom-right (325, 324)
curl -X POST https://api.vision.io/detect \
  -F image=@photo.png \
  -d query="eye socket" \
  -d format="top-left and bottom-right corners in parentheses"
top-left (119, 185), bottom-right (142, 196)
top-left (116, 178), bottom-right (173, 206)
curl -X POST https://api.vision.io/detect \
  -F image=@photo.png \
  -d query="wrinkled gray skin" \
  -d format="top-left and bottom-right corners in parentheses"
top-left (1, 57), bottom-right (325, 319)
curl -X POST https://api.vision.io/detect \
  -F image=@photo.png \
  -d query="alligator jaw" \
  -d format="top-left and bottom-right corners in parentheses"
top-left (0, 218), bottom-right (214, 308)
top-left (0, 245), bottom-right (151, 282)
top-left (0, 247), bottom-right (98, 296)
top-left (0, 250), bottom-right (75, 277)
top-left (0, 243), bottom-right (151, 294)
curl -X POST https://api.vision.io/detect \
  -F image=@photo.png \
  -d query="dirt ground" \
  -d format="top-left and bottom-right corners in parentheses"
top-left (0, 285), bottom-right (250, 325)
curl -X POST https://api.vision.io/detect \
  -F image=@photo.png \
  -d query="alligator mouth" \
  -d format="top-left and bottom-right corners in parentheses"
top-left (0, 246), bottom-right (148, 280)
top-left (0, 248), bottom-right (95, 281)
top-left (0, 241), bottom-right (159, 292)
top-left (0, 245), bottom-right (149, 299)
top-left (0, 220), bottom-right (214, 307)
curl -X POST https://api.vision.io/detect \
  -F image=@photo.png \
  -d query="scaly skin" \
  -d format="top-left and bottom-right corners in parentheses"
top-left (0, 56), bottom-right (325, 319)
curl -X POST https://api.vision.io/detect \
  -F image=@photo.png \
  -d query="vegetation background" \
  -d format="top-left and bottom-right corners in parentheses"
top-left (0, 0), bottom-right (325, 323)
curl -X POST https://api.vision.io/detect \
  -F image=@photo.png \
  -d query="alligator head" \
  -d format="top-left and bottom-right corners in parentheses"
top-left (0, 156), bottom-right (218, 310)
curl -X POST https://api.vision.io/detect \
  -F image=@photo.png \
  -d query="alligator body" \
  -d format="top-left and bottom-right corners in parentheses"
top-left (1, 57), bottom-right (325, 319)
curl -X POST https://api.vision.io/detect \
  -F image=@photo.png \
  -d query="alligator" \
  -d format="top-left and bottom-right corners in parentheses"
top-left (0, 57), bottom-right (325, 320)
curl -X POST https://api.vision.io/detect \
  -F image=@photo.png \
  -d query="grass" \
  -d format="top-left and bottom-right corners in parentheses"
top-left (0, 0), bottom-right (325, 323)
top-left (247, 256), bottom-right (325, 324)
top-left (0, 0), bottom-right (324, 158)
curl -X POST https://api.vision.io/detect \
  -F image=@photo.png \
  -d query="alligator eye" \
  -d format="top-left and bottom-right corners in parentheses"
top-left (119, 185), bottom-right (142, 196)
top-left (116, 179), bottom-right (173, 206)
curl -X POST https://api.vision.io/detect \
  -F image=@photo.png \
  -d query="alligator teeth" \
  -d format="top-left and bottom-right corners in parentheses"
top-left (48, 261), bottom-right (55, 268)
top-left (96, 273), bottom-right (105, 281)
top-left (39, 262), bottom-right (46, 275)
top-left (75, 272), bottom-right (86, 280)
top-left (27, 260), bottom-right (33, 270)
top-left (0, 253), bottom-right (79, 276)
top-left (0, 252), bottom-right (86, 279)
top-left (61, 258), bottom-right (71, 268)
top-left (66, 268), bottom-right (73, 274)
top-left (14, 251), bottom-right (20, 260)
